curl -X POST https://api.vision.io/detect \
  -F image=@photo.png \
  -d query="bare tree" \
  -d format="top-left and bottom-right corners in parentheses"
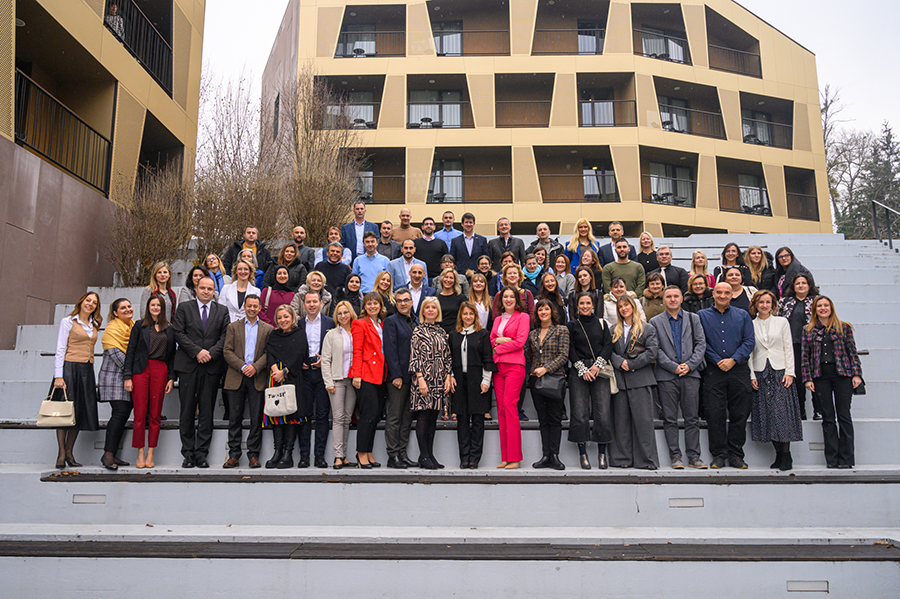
top-left (104, 165), bottom-right (193, 287)
top-left (271, 63), bottom-right (368, 247)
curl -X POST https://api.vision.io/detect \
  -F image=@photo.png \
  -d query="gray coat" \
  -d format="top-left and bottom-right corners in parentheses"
top-left (611, 324), bottom-right (658, 390)
top-left (649, 310), bottom-right (707, 381)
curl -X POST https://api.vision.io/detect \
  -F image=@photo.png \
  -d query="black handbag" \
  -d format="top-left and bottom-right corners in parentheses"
top-left (533, 372), bottom-right (566, 396)
top-left (852, 377), bottom-right (866, 396)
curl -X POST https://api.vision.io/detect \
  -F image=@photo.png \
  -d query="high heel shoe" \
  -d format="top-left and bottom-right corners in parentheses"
top-left (65, 455), bottom-right (82, 468)
top-left (101, 452), bottom-right (118, 472)
top-left (357, 453), bottom-right (373, 469)
top-left (55, 457), bottom-right (66, 470)
top-left (112, 456), bottom-right (130, 467)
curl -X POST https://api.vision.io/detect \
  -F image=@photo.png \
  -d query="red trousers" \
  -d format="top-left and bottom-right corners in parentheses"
top-left (132, 359), bottom-right (168, 448)
top-left (494, 363), bottom-right (525, 462)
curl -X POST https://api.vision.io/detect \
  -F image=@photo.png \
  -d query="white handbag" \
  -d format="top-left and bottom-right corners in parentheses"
top-left (36, 387), bottom-right (76, 427)
top-left (264, 367), bottom-right (297, 417)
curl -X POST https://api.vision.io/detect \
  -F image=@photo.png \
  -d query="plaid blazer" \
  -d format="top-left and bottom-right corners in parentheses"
top-left (524, 325), bottom-right (570, 374)
top-left (97, 348), bottom-right (130, 403)
top-left (800, 322), bottom-right (863, 381)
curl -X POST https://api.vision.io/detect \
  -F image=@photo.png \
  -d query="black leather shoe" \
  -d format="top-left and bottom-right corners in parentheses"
top-left (813, 412), bottom-right (822, 421)
top-left (182, 457), bottom-right (195, 468)
top-left (579, 454), bottom-right (591, 470)
top-left (387, 456), bottom-right (407, 469)
top-left (400, 457), bottom-right (417, 468)
top-left (598, 453), bottom-right (608, 470)
top-left (419, 457), bottom-right (438, 470)
top-left (359, 461), bottom-right (373, 469)
top-left (370, 460), bottom-right (382, 468)
top-left (548, 455), bottom-right (566, 471)
top-left (112, 456), bottom-right (130, 466)
top-left (533, 455), bottom-right (551, 469)
top-left (837, 464), bottom-right (851, 469)
top-left (195, 457), bottom-right (210, 469)
top-left (297, 455), bottom-right (310, 469)
top-left (101, 454), bottom-right (118, 471)
top-left (314, 456), bottom-right (328, 469)
top-left (65, 455), bottom-right (82, 468)
top-left (468, 461), bottom-right (479, 469)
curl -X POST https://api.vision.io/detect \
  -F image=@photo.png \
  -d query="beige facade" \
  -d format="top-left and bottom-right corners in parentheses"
top-left (263, 0), bottom-right (829, 237)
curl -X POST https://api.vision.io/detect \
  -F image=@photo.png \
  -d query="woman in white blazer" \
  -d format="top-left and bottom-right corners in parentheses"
top-left (748, 290), bottom-right (802, 471)
top-left (218, 259), bottom-right (261, 323)
top-left (322, 300), bottom-right (357, 469)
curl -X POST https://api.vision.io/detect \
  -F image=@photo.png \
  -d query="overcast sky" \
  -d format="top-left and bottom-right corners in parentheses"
top-left (202, 0), bottom-right (897, 133)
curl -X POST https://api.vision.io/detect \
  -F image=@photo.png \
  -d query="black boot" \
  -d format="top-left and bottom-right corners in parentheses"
top-left (548, 455), bottom-right (565, 471)
top-left (770, 442), bottom-right (782, 469)
top-left (780, 446), bottom-right (793, 471)
top-left (266, 426), bottom-right (285, 469)
top-left (533, 455), bottom-right (551, 469)
top-left (277, 426), bottom-right (296, 469)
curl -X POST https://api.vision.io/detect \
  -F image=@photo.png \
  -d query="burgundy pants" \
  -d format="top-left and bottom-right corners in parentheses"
top-left (132, 359), bottom-right (168, 448)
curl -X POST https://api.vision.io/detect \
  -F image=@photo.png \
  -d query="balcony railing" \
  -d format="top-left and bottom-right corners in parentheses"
top-left (407, 102), bottom-right (474, 128)
top-left (14, 70), bottom-right (112, 194)
top-left (539, 174), bottom-right (619, 203)
top-left (334, 31), bottom-right (406, 58)
top-left (495, 101), bottom-right (551, 128)
top-left (659, 104), bottom-right (726, 139)
top-left (428, 174), bottom-right (513, 203)
top-left (357, 175), bottom-right (405, 204)
top-left (709, 45), bottom-right (762, 78)
top-left (579, 100), bottom-right (637, 127)
top-left (642, 174), bottom-right (696, 207)
top-left (433, 30), bottom-right (510, 56)
top-left (718, 184), bottom-right (772, 216)
top-left (787, 193), bottom-right (820, 221)
top-left (634, 28), bottom-right (691, 64)
top-left (104, 0), bottom-right (172, 94)
top-left (531, 28), bottom-right (605, 55)
top-left (742, 118), bottom-right (793, 149)
top-left (323, 103), bottom-right (380, 129)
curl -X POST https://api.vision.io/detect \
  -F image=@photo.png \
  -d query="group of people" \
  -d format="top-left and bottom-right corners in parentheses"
top-left (51, 206), bottom-right (864, 473)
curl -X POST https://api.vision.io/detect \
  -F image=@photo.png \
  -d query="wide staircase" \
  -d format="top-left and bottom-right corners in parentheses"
top-left (0, 233), bottom-right (898, 596)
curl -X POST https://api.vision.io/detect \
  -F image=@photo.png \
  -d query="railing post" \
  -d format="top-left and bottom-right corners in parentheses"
top-left (873, 202), bottom-right (881, 244)
top-left (887, 210), bottom-right (893, 250)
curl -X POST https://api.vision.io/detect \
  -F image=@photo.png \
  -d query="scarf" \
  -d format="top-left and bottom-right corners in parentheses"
top-left (271, 265), bottom-right (292, 292)
top-left (523, 266), bottom-right (542, 285)
top-left (102, 317), bottom-right (134, 352)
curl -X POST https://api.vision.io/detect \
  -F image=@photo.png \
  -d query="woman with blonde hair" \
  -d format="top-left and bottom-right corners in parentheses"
top-left (322, 300), bottom-right (358, 469)
top-left (140, 261), bottom-right (177, 322)
top-left (467, 272), bottom-right (493, 330)
top-left (609, 294), bottom-right (659, 469)
top-left (491, 262), bottom-right (535, 317)
top-left (565, 218), bottom-right (600, 274)
top-left (98, 298), bottom-right (134, 470)
top-left (264, 304), bottom-right (309, 468)
top-left (373, 270), bottom-right (397, 318)
top-left (219, 259), bottom-right (261, 322)
top-left (437, 267), bottom-right (466, 334)
top-left (744, 245), bottom-right (776, 293)
top-left (51, 292), bottom-right (103, 468)
top-left (291, 270), bottom-right (333, 319)
top-left (204, 253), bottom-right (227, 292)
top-left (689, 250), bottom-right (715, 289)
top-left (636, 231), bottom-right (659, 274)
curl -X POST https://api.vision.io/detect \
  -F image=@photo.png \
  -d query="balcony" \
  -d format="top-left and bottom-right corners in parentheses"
top-left (643, 174), bottom-right (696, 207)
top-left (14, 70), bottom-right (111, 194)
top-left (719, 185), bottom-right (772, 216)
top-left (709, 45), bottom-right (761, 78)
top-left (659, 104), bottom-right (726, 139)
top-left (579, 100), bottom-right (637, 127)
top-left (495, 102), bottom-right (551, 128)
top-left (428, 175), bottom-right (512, 203)
top-left (635, 29), bottom-right (690, 63)
top-left (357, 175), bottom-right (405, 204)
top-left (531, 0), bottom-right (608, 55)
top-left (407, 102), bottom-right (474, 128)
top-left (632, 3), bottom-right (691, 64)
top-left (532, 29), bottom-right (604, 55)
top-left (785, 166), bottom-right (820, 221)
top-left (787, 193), bottom-right (820, 221)
top-left (104, 0), bottom-right (172, 94)
top-left (324, 103), bottom-right (380, 129)
top-left (334, 31), bottom-right (406, 58)
top-left (495, 73), bottom-right (554, 128)
top-left (539, 173), bottom-right (619, 203)
top-left (433, 30), bottom-right (510, 56)
top-left (742, 117), bottom-right (792, 149)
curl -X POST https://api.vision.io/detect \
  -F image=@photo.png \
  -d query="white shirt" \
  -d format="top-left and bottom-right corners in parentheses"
top-left (305, 313), bottom-right (322, 358)
top-left (623, 323), bottom-right (632, 343)
top-left (340, 328), bottom-right (352, 379)
top-left (54, 315), bottom-right (96, 377)
top-left (354, 221), bottom-right (365, 256)
top-left (409, 284), bottom-right (423, 311)
top-left (243, 318), bottom-right (259, 366)
top-left (403, 258), bottom-right (415, 283)
top-left (474, 302), bottom-right (490, 329)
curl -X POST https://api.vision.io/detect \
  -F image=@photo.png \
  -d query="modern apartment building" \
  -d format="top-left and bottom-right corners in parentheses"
top-left (263, 0), bottom-right (830, 238)
top-left (0, 0), bottom-right (204, 347)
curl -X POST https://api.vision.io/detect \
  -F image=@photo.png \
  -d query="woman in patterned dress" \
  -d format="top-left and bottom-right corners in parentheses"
top-left (409, 296), bottom-right (453, 470)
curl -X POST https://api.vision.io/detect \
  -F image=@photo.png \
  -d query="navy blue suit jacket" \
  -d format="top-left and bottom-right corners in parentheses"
top-left (410, 285), bottom-right (437, 317)
top-left (450, 234), bottom-right (489, 274)
top-left (383, 312), bottom-right (417, 383)
top-left (340, 221), bottom-right (379, 259)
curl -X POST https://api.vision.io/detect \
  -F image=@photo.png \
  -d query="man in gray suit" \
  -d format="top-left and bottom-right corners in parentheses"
top-left (650, 285), bottom-right (708, 469)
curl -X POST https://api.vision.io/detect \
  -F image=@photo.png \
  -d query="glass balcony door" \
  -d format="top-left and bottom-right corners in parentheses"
top-left (658, 95), bottom-right (689, 132)
top-left (433, 21), bottom-right (463, 56)
top-left (429, 159), bottom-right (463, 203)
top-left (409, 90), bottom-right (462, 127)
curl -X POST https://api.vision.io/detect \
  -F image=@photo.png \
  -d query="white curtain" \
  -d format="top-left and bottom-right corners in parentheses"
top-left (642, 29), bottom-right (666, 56)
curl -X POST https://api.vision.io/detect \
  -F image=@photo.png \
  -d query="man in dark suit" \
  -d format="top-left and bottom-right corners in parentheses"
top-left (651, 246), bottom-right (690, 293)
top-left (222, 294), bottom-right (274, 469)
top-left (340, 201), bottom-right (379, 259)
top-left (597, 221), bottom-right (637, 267)
top-left (298, 290), bottom-right (335, 468)
top-left (172, 276), bottom-right (230, 468)
top-left (382, 288), bottom-right (418, 468)
top-left (407, 263), bottom-right (436, 317)
top-left (650, 286), bottom-right (708, 470)
top-left (487, 217), bottom-right (526, 270)
top-left (450, 212), bottom-right (489, 274)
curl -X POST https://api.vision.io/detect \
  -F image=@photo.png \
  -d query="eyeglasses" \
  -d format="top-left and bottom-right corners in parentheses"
top-left (396, 298), bottom-right (412, 304)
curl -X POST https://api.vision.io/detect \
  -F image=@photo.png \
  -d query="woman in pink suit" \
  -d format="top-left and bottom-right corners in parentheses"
top-left (490, 286), bottom-right (530, 469)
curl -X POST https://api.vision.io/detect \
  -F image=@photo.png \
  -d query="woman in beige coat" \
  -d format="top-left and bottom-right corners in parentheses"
top-left (321, 300), bottom-right (358, 469)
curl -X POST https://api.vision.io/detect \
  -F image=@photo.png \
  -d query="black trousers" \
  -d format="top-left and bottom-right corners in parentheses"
top-left (385, 381), bottom-right (414, 458)
top-left (226, 377), bottom-right (264, 458)
top-left (356, 381), bottom-right (385, 453)
top-left (103, 400), bottom-right (133, 454)
top-left (814, 363), bottom-right (854, 467)
top-left (531, 384), bottom-right (563, 456)
top-left (415, 408), bottom-right (439, 460)
top-left (177, 367), bottom-right (220, 459)
top-left (300, 368), bottom-right (331, 457)
top-left (455, 374), bottom-right (485, 463)
top-left (793, 343), bottom-right (812, 418)
top-left (703, 362), bottom-right (752, 459)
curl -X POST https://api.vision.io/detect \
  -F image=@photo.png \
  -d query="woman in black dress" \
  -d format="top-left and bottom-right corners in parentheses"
top-left (448, 302), bottom-right (495, 468)
top-left (713, 242), bottom-right (751, 286)
top-left (373, 270), bottom-right (397, 318)
top-left (437, 267), bottom-right (466, 334)
top-left (264, 304), bottom-right (309, 469)
top-left (683, 274), bottom-right (714, 313)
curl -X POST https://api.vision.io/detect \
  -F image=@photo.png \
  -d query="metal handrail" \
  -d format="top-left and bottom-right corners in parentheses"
top-left (642, 174), bottom-right (696, 207)
top-left (532, 28), bottom-right (605, 55)
top-left (634, 27), bottom-right (688, 42)
top-left (708, 44), bottom-right (757, 57)
top-left (579, 99), bottom-right (637, 127)
top-left (872, 200), bottom-right (900, 250)
top-left (104, 0), bottom-right (173, 94)
top-left (659, 104), bottom-right (726, 139)
top-left (15, 70), bottom-right (111, 143)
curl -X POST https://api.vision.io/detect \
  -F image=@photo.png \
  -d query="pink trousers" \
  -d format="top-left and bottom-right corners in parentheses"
top-left (494, 363), bottom-right (525, 462)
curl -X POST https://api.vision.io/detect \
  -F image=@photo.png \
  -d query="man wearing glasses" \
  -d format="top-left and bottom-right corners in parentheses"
top-left (382, 288), bottom-right (418, 468)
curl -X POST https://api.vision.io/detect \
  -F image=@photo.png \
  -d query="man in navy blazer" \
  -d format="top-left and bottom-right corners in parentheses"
top-left (298, 290), bottom-right (336, 468)
top-left (450, 212), bottom-right (489, 274)
top-left (406, 263), bottom-right (437, 317)
top-left (388, 239), bottom-right (427, 290)
top-left (650, 286), bottom-right (708, 470)
top-left (382, 288), bottom-right (418, 468)
top-left (172, 276), bottom-right (230, 468)
top-left (597, 221), bottom-right (637, 267)
top-left (340, 201), bottom-right (379, 259)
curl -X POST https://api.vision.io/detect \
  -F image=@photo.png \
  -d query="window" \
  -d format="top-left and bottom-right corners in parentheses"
top-left (583, 161), bottom-right (617, 201)
top-left (433, 21), bottom-right (463, 56)
top-left (742, 108), bottom-right (771, 145)
top-left (338, 23), bottom-right (376, 57)
top-left (273, 94), bottom-right (280, 138)
top-left (642, 27), bottom-right (687, 63)
top-left (649, 162), bottom-right (694, 204)
top-left (658, 95), bottom-right (688, 132)
top-left (738, 173), bottom-right (769, 214)
top-left (577, 20), bottom-right (605, 55)
top-left (429, 159), bottom-right (463, 203)
top-left (580, 88), bottom-right (615, 126)
top-left (357, 160), bottom-right (374, 201)
top-left (409, 90), bottom-right (463, 127)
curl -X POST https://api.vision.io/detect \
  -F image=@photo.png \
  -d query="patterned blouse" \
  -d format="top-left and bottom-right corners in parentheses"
top-left (524, 325), bottom-right (570, 375)
top-left (408, 322), bottom-right (452, 412)
top-left (800, 322), bottom-right (863, 381)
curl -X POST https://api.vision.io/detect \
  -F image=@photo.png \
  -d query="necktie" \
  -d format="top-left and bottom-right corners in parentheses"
top-left (201, 304), bottom-right (208, 329)
top-left (661, 268), bottom-right (667, 286)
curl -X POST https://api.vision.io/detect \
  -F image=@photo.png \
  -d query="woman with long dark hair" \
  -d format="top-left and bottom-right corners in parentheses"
top-left (262, 242), bottom-right (308, 292)
top-left (123, 295), bottom-right (176, 469)
top-left (537, 271), bottom-right (568, 326)
top-left (777, 273), bottom-right (820, 420)
top-left (725, 266), bottom-right (757, 312)
top-left (51, 292), bottom-right (102, 468)
top-left (713, 243), bottom-right (751, 286)
top-left (552, 254), bottom-right (576, 298)
top-left (774, 246), bottom-right (812, 299)
top-left (97, 298), bottom-right (134, 470)
top-left (567, 266), bottom-right (602, 319)
top-left (179, 265), bottom-right (216, 304)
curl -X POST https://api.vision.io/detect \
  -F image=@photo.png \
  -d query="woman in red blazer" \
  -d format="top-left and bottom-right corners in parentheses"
top-left (490, 287), bottom-right (530, 469)
top-left (351, 292), bottom-right (387, 468)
